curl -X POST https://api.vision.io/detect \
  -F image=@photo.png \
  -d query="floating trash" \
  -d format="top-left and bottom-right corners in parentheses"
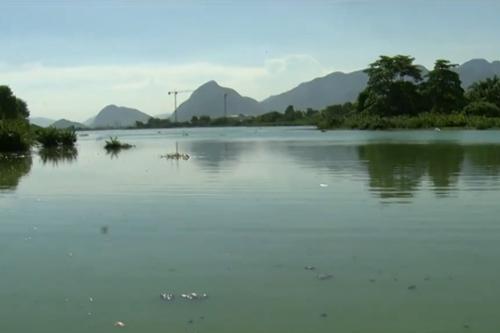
top-left (114, 321), bottom-right (126, 328)
top-left (319, 183), bottom-right (328, 188)
top-left (89, 297), bottom-right (94, 303)
top-left (180, 292), bottom-right (208, 301)
top-left (160, 293), bottom-right (175, 301)
top-left (304, 265), bottom-right (316, 271)
top-left (320, 313), bottom-right (328, 318)
top-left (408, 285), bottom-right (417, 290)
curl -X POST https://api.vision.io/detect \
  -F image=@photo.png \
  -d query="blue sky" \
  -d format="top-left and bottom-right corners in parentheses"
top-left (1, 0), bottom-right (499, 121)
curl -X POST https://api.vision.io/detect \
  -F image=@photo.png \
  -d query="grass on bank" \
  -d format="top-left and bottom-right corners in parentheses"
top-left (316, 112), bottom-right (500, 130)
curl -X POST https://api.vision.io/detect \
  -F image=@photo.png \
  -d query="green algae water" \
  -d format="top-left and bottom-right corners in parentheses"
top-left (2, 127), bottom-right (500, 332)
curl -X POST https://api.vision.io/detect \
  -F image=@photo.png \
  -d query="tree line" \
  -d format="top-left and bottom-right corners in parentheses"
top-left (0, 85), bottom-right (76, 153)
top-left (317, 55), bottom-right (500, 129)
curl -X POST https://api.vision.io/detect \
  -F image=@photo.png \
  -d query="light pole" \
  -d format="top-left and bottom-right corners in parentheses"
top-left (168, 90), bottom-right (193, 123)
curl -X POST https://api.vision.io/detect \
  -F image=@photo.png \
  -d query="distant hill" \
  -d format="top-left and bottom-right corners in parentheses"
top-left (456, 59), bottom-right (500, 88)
top-left (51, 119), bottom-right (87, 129)
top-left (172, 81), bottom-right (264, 122)
top-left (90, 105), bottom-right (151, 128)
top-left (30, 117), bottom-right (55, 127)
top-left (259, 59), bottom-right (500, 112)
top-left (260, 70), bottom-right (368, 112)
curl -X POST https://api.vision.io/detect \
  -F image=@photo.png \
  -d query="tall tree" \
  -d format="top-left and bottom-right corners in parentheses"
top-left (358, 55), bottom-right (423, 116)
top-left (466, 76), bottom-right (500, 107)
top-left (0, 86), bottom-right (30, 120)
top-left (421, 60), bottom-right (465, 113)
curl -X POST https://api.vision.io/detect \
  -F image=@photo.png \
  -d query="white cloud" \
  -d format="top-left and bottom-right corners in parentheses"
top-left (1, 55), bottom-right (331, 121)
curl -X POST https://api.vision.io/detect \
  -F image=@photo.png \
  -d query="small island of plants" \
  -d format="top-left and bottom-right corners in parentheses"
top-left (104, 137), bottom-right (134, 150)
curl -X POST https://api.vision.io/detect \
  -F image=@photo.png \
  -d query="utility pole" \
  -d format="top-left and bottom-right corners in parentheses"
top-left (168, 90), bottom-right (193, 123)
top-left (224, 93), bottom-right (228, 118)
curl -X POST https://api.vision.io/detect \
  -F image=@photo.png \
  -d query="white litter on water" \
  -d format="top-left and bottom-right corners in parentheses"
top-left (114, 321), bottom-right (126, 328)
top-left (319, 184), bottom-right (328, 188)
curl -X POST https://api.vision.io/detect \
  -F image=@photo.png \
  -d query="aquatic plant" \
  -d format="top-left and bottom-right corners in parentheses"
top-left (0, 120), bottom-right (31, 152)
top-left (36, 127), bottom-right (77, 148)
top-left (104, 137), bottom-right (134, 150)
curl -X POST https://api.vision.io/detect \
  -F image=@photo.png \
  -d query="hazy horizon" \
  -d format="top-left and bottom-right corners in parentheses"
top-left (1, 0), bottom-right (500, 121)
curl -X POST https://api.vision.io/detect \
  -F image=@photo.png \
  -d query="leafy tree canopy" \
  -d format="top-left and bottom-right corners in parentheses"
top-left (421, 59), bottom-right (465, 114)
top-left (0, 86), bottom-right (30, 120)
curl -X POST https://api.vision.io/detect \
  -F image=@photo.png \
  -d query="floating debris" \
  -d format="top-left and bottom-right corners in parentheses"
top-left (408, 285), bottom-right (417, 290)
top-left (68, 252), bottom-right (73, 257)
top-left (319, 183), bottom-right (328, 188)
top-left (180, 292), bottom-right (208, 301)
top-left (424, 276), bottom-right (431, 281)
top-left (369, 279), bottom-right (376, 283)
top-left (114, 321), bottom-right (126, 328)
top-left (320, 313), bottom-right (328, 318)
top-left (161, 153), bottom-right (190, 160)
top-left (187, 319), bottom-right (194, 324)
top-left (89, 297), bottom-right (94, 303)
top-left (160, 293), bottom-right (175, 301)
top-left (317, 273), bottom-right (333, 280)
top-left (304, 265), bottom-right (316, 271)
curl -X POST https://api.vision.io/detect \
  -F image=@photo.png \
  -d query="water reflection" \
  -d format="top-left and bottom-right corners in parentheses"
top-left (185, 141), bottom-right (253, 172)
top-left (39, 147), bottom-right (78, 165)
top-left (0, 154), bottom-right (32, 190)
top-left (183, 140), bottom-right (500, 201)
top-left (358, 144), bottom-right (500, 200)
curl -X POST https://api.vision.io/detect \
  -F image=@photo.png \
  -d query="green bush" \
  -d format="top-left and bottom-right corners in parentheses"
top-left (104, 137), bottom-right (133, 150)
top-left (463, 101), bottom-right (500, 118)
top-left (36, 127), bottom-right (77, 148)
top-left (0, 120), bottom-right (31, 152)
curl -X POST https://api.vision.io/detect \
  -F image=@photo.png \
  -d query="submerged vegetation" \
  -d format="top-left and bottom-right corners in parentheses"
top-left (104, 137), bottom-right (134, 150)
top-left (35, 127), bottom-right (77, 148)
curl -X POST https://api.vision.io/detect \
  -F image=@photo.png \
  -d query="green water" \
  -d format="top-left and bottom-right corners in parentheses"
top-left (2, 127), bottom-right (500, 332)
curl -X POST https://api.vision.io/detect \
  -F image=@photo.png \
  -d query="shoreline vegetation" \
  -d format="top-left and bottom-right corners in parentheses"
top-left (1, 85), bottom-right (77, 153)
top-left (135, 55), bottom-right (500, 131)
top-left (2, 55), bottom-right (500, 154)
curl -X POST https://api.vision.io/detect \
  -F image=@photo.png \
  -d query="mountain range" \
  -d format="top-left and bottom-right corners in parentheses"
top-left (31, 58), bottom-right (500, 128)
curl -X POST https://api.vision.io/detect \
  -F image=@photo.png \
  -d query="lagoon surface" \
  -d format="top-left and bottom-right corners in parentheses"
top-left (2, 127), bottom-right (500, 332)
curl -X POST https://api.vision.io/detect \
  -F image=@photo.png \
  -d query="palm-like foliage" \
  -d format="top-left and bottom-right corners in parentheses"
top-left (466, 76), bottom-right (500, 107)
